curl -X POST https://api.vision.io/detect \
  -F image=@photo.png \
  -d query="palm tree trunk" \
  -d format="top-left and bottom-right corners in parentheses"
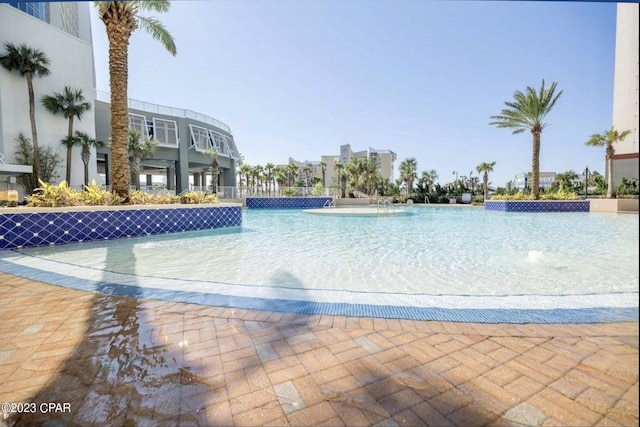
top-left (607, 154), bottom-right (616, 199)
top-left (26, 73), bottom-right (41, 184)
top-left (531, 132), bottom-right (541, 199)
top-left (81, 146), bottom-right (90, 187)
top-left (107, 29), bottom-right (132, 201)
top-left (66, 116), bottom-right (74, 184)
top-left (484, 174), bottom-right (488, 200)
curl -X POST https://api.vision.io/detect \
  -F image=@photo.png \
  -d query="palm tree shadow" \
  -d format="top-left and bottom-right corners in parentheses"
top-left (12, 236), bottom-right (214, 426)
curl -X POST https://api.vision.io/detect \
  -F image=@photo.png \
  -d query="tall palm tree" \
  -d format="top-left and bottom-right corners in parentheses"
top-left (265, 162), bottom-right (275, 195)
top-left (585, 127), bottom-right (631, 198)
top-left (399, 158), bottom-right (418, 198)
top-left (319, 161), bottom-right (327, 187)
top-left (0, 42), bottom-right (51, 184)
top-left (490, 79), bottom-right (563, 199)
top-left (287, 163), bottom-right (299, 187)
top-left (128, 129), bottom-right (157, 191)
top-left (334, 162), bottom-right (346, 198)
top-left (237, 164), bottom-right (251, 193)
top-left (205, 149), bottom-right (220, 194)
top-left (302, 165), bottom-right (312, 187)
top-left (94, 1), bottom-right (176, 201)
top-left (70, 131), bottom-right (105, 187)
top-left (476, 161), bottom-right (496, 201)
top-left (42, 86), bottom-right (92, 185)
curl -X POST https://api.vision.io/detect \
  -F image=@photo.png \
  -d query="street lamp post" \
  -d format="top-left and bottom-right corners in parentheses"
top-left (452, 170), bottom-right (458, 181)
top-left (584, 166), bottom-right (590, 199)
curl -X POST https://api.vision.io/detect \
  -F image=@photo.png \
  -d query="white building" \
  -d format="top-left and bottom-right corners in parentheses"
top-left (0, 2), bottom-right (97, 198)
top-left (611, 3), bottom-right (639, 186)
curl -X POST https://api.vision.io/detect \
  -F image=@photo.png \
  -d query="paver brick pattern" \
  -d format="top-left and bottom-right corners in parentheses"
top-left (0, 272), bottom-right (638, 426)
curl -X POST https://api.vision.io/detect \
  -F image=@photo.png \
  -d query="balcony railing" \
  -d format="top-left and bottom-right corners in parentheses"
top-left (95, 90), bottom-right (232, 134)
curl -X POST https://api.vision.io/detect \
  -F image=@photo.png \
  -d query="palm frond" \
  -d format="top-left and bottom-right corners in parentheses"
top-left (137, 16), bottom-right (177, 55)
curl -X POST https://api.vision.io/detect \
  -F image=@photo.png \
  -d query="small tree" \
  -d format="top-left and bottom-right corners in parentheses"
top-left (0, 43), bottom-right (51, 183)
top-left (205, 149), bottom-right (219, 194)
top-left (71, 131), bottom-right (105, 187)
top-left (476, 161), bottom-right (496, 201)
top-left (585, 127), bottom-right (631, 198)
top-left (13, 132), bottom-right (62, 194)
top-left (42, 86), bottom-right (92, 185)
top-left (128, 129), bottom-right (157, 191)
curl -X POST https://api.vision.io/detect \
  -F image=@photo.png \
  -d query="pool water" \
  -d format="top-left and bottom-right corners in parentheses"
top-left (13, 207), bottom-right (639, 297)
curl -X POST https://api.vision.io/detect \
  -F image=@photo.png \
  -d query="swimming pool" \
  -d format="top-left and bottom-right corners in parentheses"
top-left (1, 206), bottom-right (638, 323)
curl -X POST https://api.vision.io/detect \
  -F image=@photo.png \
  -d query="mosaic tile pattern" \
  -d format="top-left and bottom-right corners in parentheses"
top-left (485, 200), bottom-right (590, 212)
top-left (1, 257), bottom-right (637, 324)
top-left (0, 206), bottom-right (242, 250)
top-left (246, 197), bottom-right (333, 209)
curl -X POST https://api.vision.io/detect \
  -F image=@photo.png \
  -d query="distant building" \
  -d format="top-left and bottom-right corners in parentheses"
top-left (611, 3), bottom-right (639, 185)
top-left (94, 93), bottom-right (241, 192)
top-left (514, 172), bottom-right (557, 191)
top-left (286, 144), bottom-right (397, 189)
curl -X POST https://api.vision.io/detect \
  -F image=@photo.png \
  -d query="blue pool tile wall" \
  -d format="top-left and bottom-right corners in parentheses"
top-left (485, 200), bottom-right (590, 212)
top-left (246, 197), bottom-right (333, 209)
top-left (0, 205), bottom-right (242, 250)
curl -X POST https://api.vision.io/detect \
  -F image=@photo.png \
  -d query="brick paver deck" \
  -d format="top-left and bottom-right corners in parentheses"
top-left (0, 272), bottom-right (638, 426)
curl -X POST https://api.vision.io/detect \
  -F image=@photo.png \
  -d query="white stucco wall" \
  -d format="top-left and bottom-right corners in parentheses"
top-left (0, 4), bottom-right (97, 189)
top-left (612, 3), bottom-right (639, 156)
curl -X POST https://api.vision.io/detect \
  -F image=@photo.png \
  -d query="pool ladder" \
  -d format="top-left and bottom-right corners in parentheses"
top-left (323, 199), bottom-right (335, 208)
top-left (376, 198), bottom-right (393, 214)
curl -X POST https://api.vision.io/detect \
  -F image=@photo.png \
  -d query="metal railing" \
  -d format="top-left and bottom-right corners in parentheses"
top-left (95, 90), bottom-right (232, 133)
top-left (216, 186), bottom-right (341, 199)
top-left (376, 198), bottom-right (394, 214)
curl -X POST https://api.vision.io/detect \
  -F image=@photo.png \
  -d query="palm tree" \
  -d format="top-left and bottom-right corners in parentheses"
top-left (128, 129), bottom-right (157, 191)
top-left (42, 86), bottom-right (92, 185)
top-left (490, 79), bottom-right (563, 199)
top-left (0, 42), bottom-right (51, 184)
top-left (399, 158), bottom-right (418, 198)
top-left (334, 162), bottom-right (347, 198)
top-left (319, 161), bottom-right (327, 187)
top-left (95, 1), bottom-right (176, 201)
top-left (205, 149), bottom-right (219, 194)
top-left (265, 162), bottom-right (275, 195)
top-left (476, 161), bottom-right (496, 201)
top-left (70, 131), bottom-right (105, 187)
top-left (287, 163), bottom-right (299, 187)
top-left (302, 165), bottom-right (312, 187)
top-left (585, 127), bottom-right (631, 198)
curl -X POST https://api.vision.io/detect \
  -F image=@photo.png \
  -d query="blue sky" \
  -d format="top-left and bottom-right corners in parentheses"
top-left (90, 0), bottom-right (619, 187)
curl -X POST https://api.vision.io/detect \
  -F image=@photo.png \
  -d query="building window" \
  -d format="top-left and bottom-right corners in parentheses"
top-left (208, 130), bottom-right (225, 152)
top-left (153, 119), bottom-right (178, 148)
top-left (189, 125), bottom-right (211, 151)
top-left (128, 114), bottom-right (150, 141)
top-left (10, 2), bottom-right (48, 22)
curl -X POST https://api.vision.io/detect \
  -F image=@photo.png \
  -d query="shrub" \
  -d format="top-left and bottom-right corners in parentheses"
top-left (25, 182), bottom-right (217, 207)
top-left (310, 183), bottom-right (325, 196)
top-left (180, 191), bottom-right (218, 204)
top-left (14, 133), bottom-right (62, 195)
top-left (26, 180), bottom-right (80, 207)
top-left (79, 181), bottom-right (124, 205)
top-left (617, 178), bottom-right (639, 197)
top-left (490, 190), bottom-right (578, 201)
top-left (283, 188), bottom-right (296, 197)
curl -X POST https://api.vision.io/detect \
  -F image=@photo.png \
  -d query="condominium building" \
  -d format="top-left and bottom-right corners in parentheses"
top-left (0, 2), bottom-right (96, 199)
top-left (286, 144), bottom-right (396, 189)
top-left (611, 3), bottom-right (639, 185)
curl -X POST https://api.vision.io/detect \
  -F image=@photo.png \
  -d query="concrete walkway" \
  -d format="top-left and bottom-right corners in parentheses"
top-left (0, 272), bottom-right (638, 426)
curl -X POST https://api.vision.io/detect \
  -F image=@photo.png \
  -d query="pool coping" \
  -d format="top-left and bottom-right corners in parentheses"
top-left (1, 253), bottom-right (637, 325)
